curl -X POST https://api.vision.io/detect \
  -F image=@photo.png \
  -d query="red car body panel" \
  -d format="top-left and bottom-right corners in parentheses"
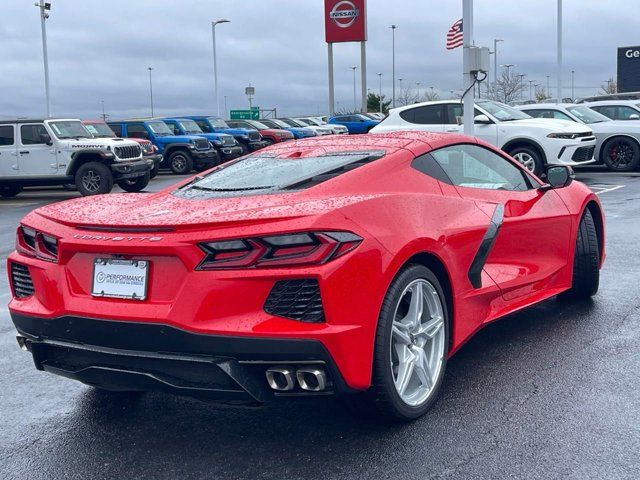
top-left (7, 132), bottom-right (604, 391)
top-left (257, 128), bottom-right (295, 143)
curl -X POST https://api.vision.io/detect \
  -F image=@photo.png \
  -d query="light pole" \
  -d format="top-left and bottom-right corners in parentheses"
top-left (35, 0), bottom-right (52, 117)
top-left (416, 81), bottom-right (421, 101)
top-left (571, 70), bottom-right (575, 100)
top-left (350, 66), bottom-right (357, 112)
top-left (224, 95), bottom-right (228, 118)
top-left (398, 78), bottom-right (403, 105)
top-left (101, 100), bottom-right (106, 121)
top-left (528, 80), bottom-right (535, 101)
top-left (377, 72), bottom-right (383, 113)
top-left (501, 63), bottom-right (515, 77)
top-left (147, 67), bottom-right (154, 117)
top-left (390, 25), bottom-right (397, 108)
top-left (517, 73), bottom-right (526, 100)
top-left (212, 19), bottom-right (230, 117)
top-left (557, 0), bottom-right (563, 103)
top-left (546, 75), bottom-right (551, 98)
top-left (493, 39), bottom-right (503, 89)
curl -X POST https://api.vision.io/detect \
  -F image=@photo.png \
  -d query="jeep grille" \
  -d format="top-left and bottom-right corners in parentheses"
top-left (248, 131), bottom-right (261, 141)
top-left (195, 138), bottom-right (210, 150)
top-left (114, 145), bottom-right (142, 160)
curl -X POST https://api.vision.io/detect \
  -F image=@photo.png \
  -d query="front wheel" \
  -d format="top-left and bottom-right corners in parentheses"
top-left (601, 137), bottom-right (640, 172)
top-left (117, 172), bottom-right (150, 192)
top-left (0, 185), bottom-right (22, 198)
top-left (509, 146), bottom-right (544, 176)
top-left (167, 150), bottom-right (193, 174)
top-left (345, 264), bottom-right (449, 421)
top-left (149, 160), bottom-right (159, 179)
top-left (75, 162), bottom-right (114, 196)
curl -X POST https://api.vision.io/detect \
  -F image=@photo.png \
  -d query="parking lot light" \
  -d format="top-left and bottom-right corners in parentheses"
top-left (350, 66), bottom-right (357, 112)
top-left (377, 73), bottom-right (383, 114)
top-left (212, 19), bottom-right (230, 117)
top-left (390, 25), bottom-right (398, 108)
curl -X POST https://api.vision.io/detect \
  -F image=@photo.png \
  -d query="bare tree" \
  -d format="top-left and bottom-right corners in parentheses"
top-left (486, 68), bottom-right (527, 104)
top-left (535, 86), bottom-right (550, 103)
top-left (599, 78), bottom-right (618, 95)
top-left (397, 86), bottom-right (420, 106)
top-left (423, 89), bottom-right (440, 101)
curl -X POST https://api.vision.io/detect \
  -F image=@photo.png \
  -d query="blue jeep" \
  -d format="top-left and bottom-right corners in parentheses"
top-left (182, 116), bottom-right (268, 154)
top-left (108, 119), bottom-right (218, 174)
top-left (329, 114), bottom-right (380, 134)
top-left (162, 118), bottom-right (243, 164)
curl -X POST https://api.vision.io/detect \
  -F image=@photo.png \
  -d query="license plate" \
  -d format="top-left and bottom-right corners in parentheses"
top-left (92, 258), bottom-right (149, 300)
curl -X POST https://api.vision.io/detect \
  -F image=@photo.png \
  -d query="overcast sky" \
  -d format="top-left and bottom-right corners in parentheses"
top-left (0, 0), bottom-right (635, 119)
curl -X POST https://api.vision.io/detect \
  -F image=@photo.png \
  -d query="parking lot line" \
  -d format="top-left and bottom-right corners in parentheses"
top-left (594, 185), bottom-right (625, 195)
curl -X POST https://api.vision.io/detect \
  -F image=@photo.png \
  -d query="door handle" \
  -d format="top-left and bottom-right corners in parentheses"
top-left (19, 150), bottom-right (30, 155)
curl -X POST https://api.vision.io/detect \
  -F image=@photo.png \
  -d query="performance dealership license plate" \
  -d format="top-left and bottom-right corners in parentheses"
top-left (91, 258), bottom-right (149, 300)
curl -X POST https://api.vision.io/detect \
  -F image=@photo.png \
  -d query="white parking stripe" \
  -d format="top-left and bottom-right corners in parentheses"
top-left (594, 185), bottom-right (624, 195)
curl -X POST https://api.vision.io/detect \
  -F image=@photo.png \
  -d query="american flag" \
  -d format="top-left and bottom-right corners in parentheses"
top-left (446, 19), bottom-right (463, 50)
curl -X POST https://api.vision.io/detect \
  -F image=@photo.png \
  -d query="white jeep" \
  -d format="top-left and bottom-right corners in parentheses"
top-left (0, 118), bottom-right (153, 198)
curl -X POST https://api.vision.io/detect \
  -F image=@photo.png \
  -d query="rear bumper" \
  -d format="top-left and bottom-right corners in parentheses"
top-left (12, 313), bottom-right (351, 404)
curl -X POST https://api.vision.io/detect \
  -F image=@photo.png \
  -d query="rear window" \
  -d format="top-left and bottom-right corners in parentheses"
top-left (174, 151), bottom-right (384, 198)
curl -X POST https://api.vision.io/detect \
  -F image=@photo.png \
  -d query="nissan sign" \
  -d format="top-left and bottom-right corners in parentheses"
top-left (324, 0), bottom-right (367, 43)
top-left (618, 46), bottom-right (640, 92)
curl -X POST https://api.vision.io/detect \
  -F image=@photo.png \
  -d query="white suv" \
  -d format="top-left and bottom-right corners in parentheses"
top-left (296, 117), bottom-right (348, 135)
top-left (370, 99), bottom-right (597, 175)
top-left (583, 100), bottom-right (640, 121)
top-left (0, 118), bottom-right (152, 198)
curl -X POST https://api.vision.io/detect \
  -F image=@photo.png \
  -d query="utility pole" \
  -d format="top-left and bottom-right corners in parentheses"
top-left (390, 25), bottom-right (397, 108)
top-left (571, 70), bottom-right (575, 100)
top-left (101, 100), bottom-right (106, 121)
top-left (529, 80), bottom-right (534, 101)
top-left (211, 19), bottom-right (230, 117)
top-left (557, 0), bottom-right (563, 103)
top-left (416, 81), bottom-right (421, 100)
top-left (350, 66), bottom-right (357, 112)
top-left (148, 67), bottom-right (154, 117)
top-left (546, 75), bottom-right (550, 98)
top-left (35, 0), bottom-right (52, 117)
top-left (493, 39), bottom-right (503, 91)
top-left (377, 72), bottom-right (383, 113)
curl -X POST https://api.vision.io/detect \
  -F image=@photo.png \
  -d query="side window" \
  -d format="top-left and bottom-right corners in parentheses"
top-left (524, 109), bottom-right (572, 121)
top-left (166, 123), bottom-right (180, 135)
top-left (591, 106), bottom-right (615, 119)
top-left (196, 120), bottom-right (212, 132)
top-left (20, 124), bottom-right (48, 145)
top-left (0, 125), bottom-right (15, 146)
top-left (430, 144), bottom-right (532, 191)
top-left (109, 124), bottom-right (123, 137)
top-left (411, 153), bottom-right (452, 183)
top-left (127, 123), bottom-right (149, 139)
top-left (445, 105), bottom-right (486, 124)
top-left (616, 106), bottom-right (640, 120)
top-left (400, 105), bottom-right (443, 124)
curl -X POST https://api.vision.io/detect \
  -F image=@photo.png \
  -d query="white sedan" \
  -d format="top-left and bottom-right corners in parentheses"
top-left (370, 99), bottom-right (597, 175)
top-left (517, 103), bottom-right (640, 171)
top-left (296, 117), bottom-right (348, 135)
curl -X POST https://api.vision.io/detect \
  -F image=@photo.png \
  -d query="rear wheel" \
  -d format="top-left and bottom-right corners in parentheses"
top-left (601, 137), bottom-right (640, 172)
top-left (560, 209), bottom-right (600, 299)
top-left (508, 145), bottom-right (544, 176)
top-left (117, 172), bottom-right (150, 192)
top-left (239, 142), bottom-right (250, 155)
top-left (75, 162), bottom-right (113, 196)
top-left (262, 139), bottom-right (274, 147)
top-left (167, 150), bottom-right (193, 174)
top-left (0, 185), bottom-right (22, 198)
top-left (344, 264), bottom-right (449, 421)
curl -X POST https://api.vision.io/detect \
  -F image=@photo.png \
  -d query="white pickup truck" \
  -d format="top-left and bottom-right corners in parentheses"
top-left (0, 118), bottom-right (153, 198)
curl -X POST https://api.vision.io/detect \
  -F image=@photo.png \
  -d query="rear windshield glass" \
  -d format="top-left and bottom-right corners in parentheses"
top-left (174, 151), bottom-right (384, 198)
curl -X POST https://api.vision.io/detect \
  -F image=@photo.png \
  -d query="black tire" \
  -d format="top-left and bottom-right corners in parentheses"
top-left (167, 150), bottom-right (193, 174)
top-left (0, 185), bottom-right (22, 198)
top-left (343, 264), bottom-right (450, 421)
top-left (75, 162), bottom-right (113, 196)
top-left (601, 137), bottom-right (640, 172)
top-left (239, 142), bottom-right (250, 155)
top-left (262, 138), bottom-right (275, 147)
top-left (508, 145), bottom-right (544, 177)
top-left (149, 160), bottom-right (159, 179)
top-left (560, 209), bottom-right (600, 299)
top-left (117, 172), bottom-right (150, 192)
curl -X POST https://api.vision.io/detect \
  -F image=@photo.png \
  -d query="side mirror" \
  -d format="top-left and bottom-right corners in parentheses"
top-left (540, 165), bottom-right (574, 190)
top-left (40, 133), bottom-right (52, 145)
top-left (629, 114), bottom-right (640, 120)
top-left (474, 114), bottom-right (492, 124)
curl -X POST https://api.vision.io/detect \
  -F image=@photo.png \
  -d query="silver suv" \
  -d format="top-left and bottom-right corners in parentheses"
top-left (0, 118), bottom-right (153, 198)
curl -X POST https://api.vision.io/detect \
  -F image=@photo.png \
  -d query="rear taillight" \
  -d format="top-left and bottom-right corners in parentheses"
top-left (16, 226), bottom-right (59, 262)
top-left (197, 231), bottom-right (362, 270)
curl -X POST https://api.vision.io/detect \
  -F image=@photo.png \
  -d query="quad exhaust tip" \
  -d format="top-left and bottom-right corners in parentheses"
top-left (16, 336), bottom-right (28, 352)
top-left (265, 366), bottom-right (327, 392)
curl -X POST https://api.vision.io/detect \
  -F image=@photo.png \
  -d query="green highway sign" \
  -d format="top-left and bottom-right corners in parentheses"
top-left (230, 107), bottom-right (260, 120)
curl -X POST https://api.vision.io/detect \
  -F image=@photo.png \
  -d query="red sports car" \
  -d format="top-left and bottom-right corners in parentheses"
top-left (7, 131), bottom-right (604, 420)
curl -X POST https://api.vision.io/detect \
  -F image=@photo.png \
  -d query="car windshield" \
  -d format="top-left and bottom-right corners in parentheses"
top-left (147, 121), bottom-right (174, 136)
top-left (566, 106), bottom-right (610, 124)
top-left (83, 122), bottom-right (115, 138)
top-left (49, 121), bottom-right (93, 139)
top-left (175, 152), bottom-right (383, 197)
top-left (476, 100), bottom-right (531, 121)
top-left (265, 119), bottom-right (291, 129)
top-left (178, 120), bottom-right (204, 134)
top-left (280, 118), bottom-right (304, 127)
top-left (306, 118), bottom-right (322, 126)
top-left (245, 120), bottom-right (269, 130)
top-left (209, 118), bottom-right (229, 128)
top-left (296, 119), bottom-right (312, 125)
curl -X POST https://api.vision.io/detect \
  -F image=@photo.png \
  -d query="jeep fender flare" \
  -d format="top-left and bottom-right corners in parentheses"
top-left (162, 143), bottom-right (194, 158)
top-left (66, 150), bottom-right (111, 176)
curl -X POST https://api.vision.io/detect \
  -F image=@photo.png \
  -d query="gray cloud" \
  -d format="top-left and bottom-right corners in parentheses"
top-left (0, 0), bottom-right (634, 119)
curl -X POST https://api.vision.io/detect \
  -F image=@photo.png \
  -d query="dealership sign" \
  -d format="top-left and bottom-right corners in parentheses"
top-left (618, 46), bottom-right (640, 92)
top-left (324, 0), bottom-right (367, 43)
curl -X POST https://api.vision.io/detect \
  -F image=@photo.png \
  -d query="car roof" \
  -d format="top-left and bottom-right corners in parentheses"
top-left (584, 100), bottom-right (640, 106)
top-left (518, 103), bottom-right (577, 109)
top-left (0, 118), bottom-right (79, 124)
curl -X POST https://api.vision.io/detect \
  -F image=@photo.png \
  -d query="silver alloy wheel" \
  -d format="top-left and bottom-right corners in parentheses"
top-left (512, 152), bottom-right (536, 172)
top-left (81, 170), bottom-right (101, 192)
top-left (172, 154), bottom-right (187, 171)
top-left (390, 279), bottom-right (446, 407)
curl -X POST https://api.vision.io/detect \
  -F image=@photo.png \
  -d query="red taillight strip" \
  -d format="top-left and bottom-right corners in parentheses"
top-left (16, 226), bottom-right (59, 262)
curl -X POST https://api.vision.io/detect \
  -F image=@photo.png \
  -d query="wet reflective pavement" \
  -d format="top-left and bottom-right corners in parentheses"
top-left (1, 171), bottom-right (638, 479)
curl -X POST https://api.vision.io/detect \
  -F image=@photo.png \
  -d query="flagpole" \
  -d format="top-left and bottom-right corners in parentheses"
top-left (462, 0), bottom-right (474, 136)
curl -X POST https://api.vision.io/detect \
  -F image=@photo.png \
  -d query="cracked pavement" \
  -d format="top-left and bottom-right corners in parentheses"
top-left (0, 171), bottom-right (638, 479)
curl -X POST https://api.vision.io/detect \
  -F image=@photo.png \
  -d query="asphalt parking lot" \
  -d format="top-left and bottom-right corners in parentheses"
top-left (1, 170), bottom-right (639, 480)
